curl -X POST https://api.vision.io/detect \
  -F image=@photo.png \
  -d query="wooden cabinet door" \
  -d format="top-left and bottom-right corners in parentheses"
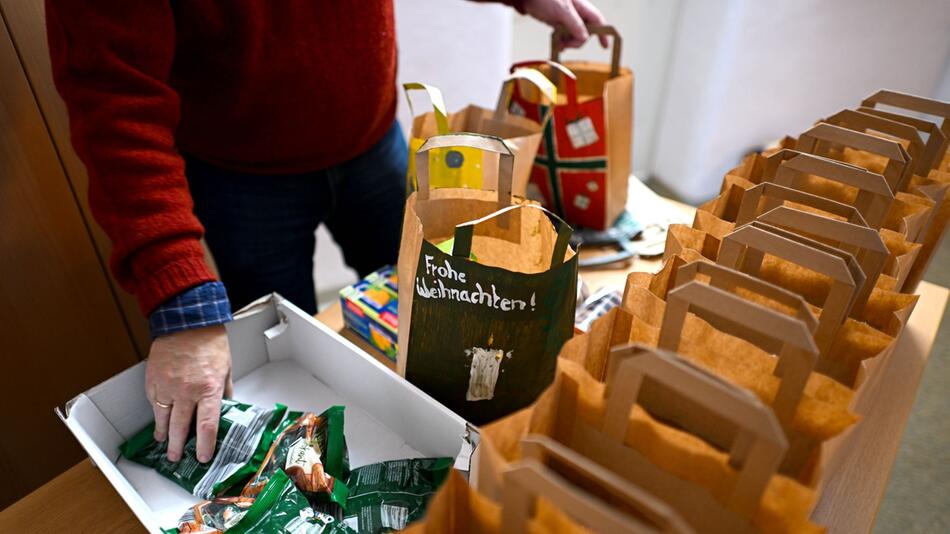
top-left (0, 17), bottom-right (140, 509)
top-left (1, 0), bottom-right (152, 357)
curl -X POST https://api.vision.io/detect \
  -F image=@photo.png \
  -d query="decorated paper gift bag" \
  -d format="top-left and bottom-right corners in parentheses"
top-left (476, 347), bottom-right (822, 533)
top-left (508, 24), bottom-right (633, 230)
top-left (397, 133), bottom-right (578, 425)
top-left (404, 437), bottom-right (692, 533)
top-left (403, 69), bottom-right (556, 196)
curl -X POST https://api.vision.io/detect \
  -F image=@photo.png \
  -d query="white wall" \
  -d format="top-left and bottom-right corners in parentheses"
top-left (315, 0), bottom-right (514, 305)
top-left (652, 0), bottom-right (950, 204)
top-left (509, 0), bottom-right (681, 178)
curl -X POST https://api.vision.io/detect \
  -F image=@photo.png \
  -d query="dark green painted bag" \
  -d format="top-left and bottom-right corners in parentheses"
top-left (397, 133), bottom-right (578, 425)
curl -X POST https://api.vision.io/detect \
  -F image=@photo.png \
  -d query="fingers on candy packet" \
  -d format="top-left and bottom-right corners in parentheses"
top-left (119, 400), bottom-right (288, 499)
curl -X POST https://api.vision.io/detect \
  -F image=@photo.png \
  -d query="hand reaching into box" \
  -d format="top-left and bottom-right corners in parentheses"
top-left (145, 324), bottom-right (233, 464)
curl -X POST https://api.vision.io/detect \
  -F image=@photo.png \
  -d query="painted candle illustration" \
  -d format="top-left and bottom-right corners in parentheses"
top-left (466, 346), bottom-right (512, 401)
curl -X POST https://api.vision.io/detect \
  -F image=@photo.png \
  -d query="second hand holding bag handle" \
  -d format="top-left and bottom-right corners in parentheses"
top-left (551, 24), bottom-right (623, 79)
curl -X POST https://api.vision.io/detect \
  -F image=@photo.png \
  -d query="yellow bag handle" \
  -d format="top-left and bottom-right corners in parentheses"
top-left (403, 82), bottom-right (449, 135)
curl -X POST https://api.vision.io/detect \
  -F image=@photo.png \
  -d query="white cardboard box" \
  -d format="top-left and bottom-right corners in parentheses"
top-left (59, 295), bottom-right (469, 533)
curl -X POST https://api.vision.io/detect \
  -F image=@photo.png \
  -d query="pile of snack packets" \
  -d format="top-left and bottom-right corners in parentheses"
top-left (121, 401), bottom-right (451, 533)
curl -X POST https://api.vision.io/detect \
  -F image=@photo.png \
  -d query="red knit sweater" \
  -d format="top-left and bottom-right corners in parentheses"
top-left (46, 0), bottom-right (521, 315)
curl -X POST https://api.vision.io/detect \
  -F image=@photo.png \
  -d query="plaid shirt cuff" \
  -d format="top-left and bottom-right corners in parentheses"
top-left (149, 281), bottom-right (233, 339)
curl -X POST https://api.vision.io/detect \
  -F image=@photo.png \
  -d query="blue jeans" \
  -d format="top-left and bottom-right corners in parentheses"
top-left (185, 121), bottom-right (407, 315)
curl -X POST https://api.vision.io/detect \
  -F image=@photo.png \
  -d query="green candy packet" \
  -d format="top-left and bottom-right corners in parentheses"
top-left (165, 469), bottom-right (356, 534)
top-left (241, 406), bottom-right (350, 511)
top-left (120, 400), bottom-right (288, 499)
top-left (341, 457), bottom-right (453, 534)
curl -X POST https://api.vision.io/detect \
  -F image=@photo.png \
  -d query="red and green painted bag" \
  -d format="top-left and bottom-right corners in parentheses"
top-left (508, 25), bottom-right (633, 230)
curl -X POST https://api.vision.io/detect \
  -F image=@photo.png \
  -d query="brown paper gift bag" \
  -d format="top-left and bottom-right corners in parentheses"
top-left (833, 91), bottom-right (950, 291)
top-left (506, 24), bottom-right (633, 230)
top-left (664, 221), bottom-right (918, 389)
top-left (719, 149), bottom-right (927, 291)
top-left (405, 435), bottom-right (692, 534)
top-left (403, 69), bottom-right (556, 197)
top-left (476, 347), bottom-right (822, 534)
top-left (728, 147), bottom-right (932, 243)
top-left (610, 258), bottom-right (855, 484)
top-left (691, 176), bottom-right (914, 303)
top-left (397, 133), bottom-right (578, 424)
top-left (776, 122), bottom-right (942, 251)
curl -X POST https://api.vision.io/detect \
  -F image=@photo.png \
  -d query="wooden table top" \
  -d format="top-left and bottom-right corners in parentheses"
top-left (2, 194), bottom-right (945, 534)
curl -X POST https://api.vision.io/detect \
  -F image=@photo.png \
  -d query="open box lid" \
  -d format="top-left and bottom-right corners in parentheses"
top-left (58, 294), bottom-right (471, 533)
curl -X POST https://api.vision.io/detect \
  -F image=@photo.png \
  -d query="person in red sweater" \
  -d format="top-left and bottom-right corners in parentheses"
top-left (47, 0), bottom-right (607, 465)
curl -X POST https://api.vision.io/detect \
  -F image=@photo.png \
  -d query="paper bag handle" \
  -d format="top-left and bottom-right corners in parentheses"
top-left (717, 221), bottom-right (864, 355)
top-left (656, 272), bottom-right (818, 424)
top-left (822, 109), bottom-right (925, 169)
top-left (494, 68), bottom-right (558, 126)
top-left (510, 60), bottom-right (579, 117)
top-left (796, 123), bottom-right (911, 192)
top-left (602, 345), bottom-right (787, 520)
top-left (415, 133), bottom-right (514, 206)
top-left (735, 182), bottom-right (868, 228)
top-left (753, 206), bottom-right (888, 316)
top-left (766, 149), bottom-right (894, 229)
top-left (856, 106), bottom-right (947, 175)
top-left (860, 89), bottom-right (950, 164)
top-left (451, 203), bottom-right (573, 269)
top-left (403, 82), bottom-right (449, 135)
top-left (501, 435), bottom-right (692, 534)
top-left (551, 24), bottom-right (623, 79)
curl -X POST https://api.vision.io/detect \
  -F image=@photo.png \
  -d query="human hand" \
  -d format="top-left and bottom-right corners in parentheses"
top-left (522, 0), bottom-right (609, 49)
top-left (145, 324), bottom-right (232, 463)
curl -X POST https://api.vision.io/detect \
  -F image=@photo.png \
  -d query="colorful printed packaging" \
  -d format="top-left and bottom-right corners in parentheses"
top-left (341, 457), bottom-right (453, 534)
top-left (340, 266), bottom-right (399, 361)
top-left (120, 400), bottom-right (287, 499)
top-left (167, 469), bottom-right (356, 534)
top-left (242, 406), bottom-right (350, 510)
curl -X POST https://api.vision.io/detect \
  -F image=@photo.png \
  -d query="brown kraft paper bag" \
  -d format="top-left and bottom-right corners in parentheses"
top-left (664, 221), bottom-right (917, 389)
top-left (601, 257), bottom-right (854, 485)
top-left (405, 436), bottom-right (692, 534)
top-left (832, 91), bottom-right (950, 291)
top-left (695, 158), bottom-right (921, 292)
top-left (475, 347), bottom-right (823, 534)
